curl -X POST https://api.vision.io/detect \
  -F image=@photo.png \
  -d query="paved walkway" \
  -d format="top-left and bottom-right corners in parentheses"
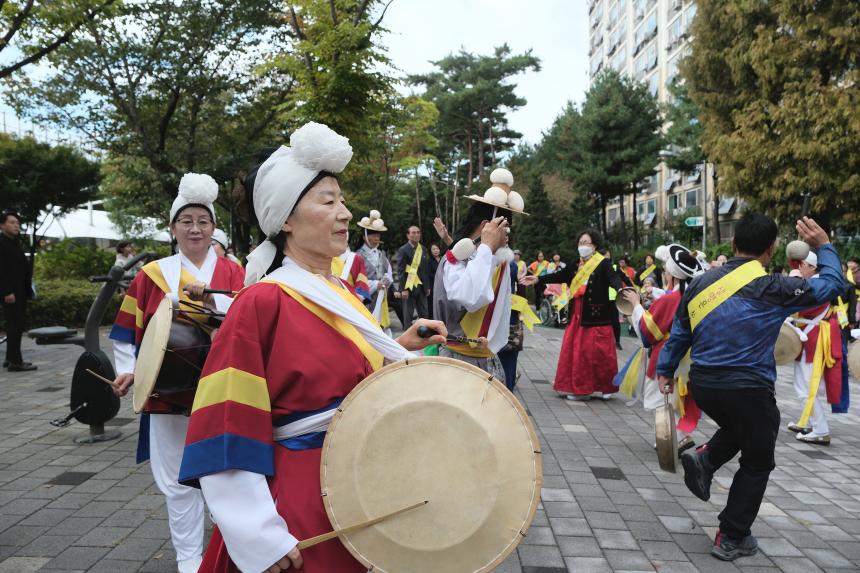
top-left (1, 325), bottom-right (859, 572)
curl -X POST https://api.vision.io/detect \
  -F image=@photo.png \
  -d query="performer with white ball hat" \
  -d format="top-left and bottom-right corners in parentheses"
top-left (432, 168), bottom-right (525, 382)
top-left (356, 210), bottom-right (394, 335)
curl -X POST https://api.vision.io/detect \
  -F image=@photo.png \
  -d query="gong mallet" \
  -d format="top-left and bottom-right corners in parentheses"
top-left (417, 325), bottom-right (483, 346)
top-left (786, 192), bottom-right (814, 262)
top-left (297, 500), bottom-right (428, 550)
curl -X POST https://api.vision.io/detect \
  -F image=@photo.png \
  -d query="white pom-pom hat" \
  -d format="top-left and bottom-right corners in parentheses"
top-left (464, 167), bottom-right (528, 215)
top-left (211, 228), bottom-right (229, 250)
top-left (357, 209), bottom-right (387, 232)
top-left (245, 122), bottom-right (353, 286)
top-left (170, 173), bottom-right (219, 222)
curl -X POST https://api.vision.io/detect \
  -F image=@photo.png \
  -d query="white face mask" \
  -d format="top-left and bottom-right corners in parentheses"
top-left (578, 246), bottom-right (594, 259)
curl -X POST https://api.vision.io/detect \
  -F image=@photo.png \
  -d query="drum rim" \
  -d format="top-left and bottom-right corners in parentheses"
top-left (848, 341), bottom-right (860, 381)
top-left (655, 400), bottom-right (678, 473)
top-left (320, 355), bottom-right (543, 572)
top-left (132, 296), bottom-right (173, 413)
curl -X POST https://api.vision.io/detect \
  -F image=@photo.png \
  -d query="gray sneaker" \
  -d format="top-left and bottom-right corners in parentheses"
top-left (711, 530), bottom-right (758, 561)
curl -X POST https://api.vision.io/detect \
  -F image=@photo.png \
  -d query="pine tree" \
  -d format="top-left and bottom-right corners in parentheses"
top-left (516, 175), bottom-right (556, 264)
top-left (683, 0), bottom-right (860, 226)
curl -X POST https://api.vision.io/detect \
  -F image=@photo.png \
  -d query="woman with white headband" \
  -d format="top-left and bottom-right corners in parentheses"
top-left (177, 122), bottom-right (446, 572)
top-left (109, 173), bottom-right (245, 573)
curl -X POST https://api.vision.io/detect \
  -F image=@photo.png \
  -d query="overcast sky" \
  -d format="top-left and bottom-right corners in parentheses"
top-left (379, 0), bottom-right (591, 145)
top-left (1, 1), bottom-right (591, 147)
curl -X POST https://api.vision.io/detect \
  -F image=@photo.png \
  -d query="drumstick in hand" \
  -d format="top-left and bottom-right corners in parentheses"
top-left (417, 325), bottom-right (482, 346)
top-left (86, 369), bottom-right (115, 386)
top-left (297, 500), bottom-right (428, 550)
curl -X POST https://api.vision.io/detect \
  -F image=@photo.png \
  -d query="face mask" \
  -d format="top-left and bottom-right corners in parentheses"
top-left (578, 246), bottom-right (594, 259)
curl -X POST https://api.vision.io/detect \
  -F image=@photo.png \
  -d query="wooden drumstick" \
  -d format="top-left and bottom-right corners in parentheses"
top-left (201, 288), bottom-right (239, 295)
top-left (86, 369), bottom-right (115, 386)
top-left (296, 500), bottom-right (428, 550)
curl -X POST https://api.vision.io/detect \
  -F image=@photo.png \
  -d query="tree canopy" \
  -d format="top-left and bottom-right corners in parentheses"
top-left (682, 0), bottom-right (860, 226)
top-left (0, 133), bottom-right (100, 238)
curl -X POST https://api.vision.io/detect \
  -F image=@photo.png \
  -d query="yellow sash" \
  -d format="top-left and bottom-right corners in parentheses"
top-left (142, 263), bottom-right (213, 330)
top-left (619, 347), bottom-right (646, 397)
top-left (450, 265), bottom-right (503, 358)
top-left (331, 256), bottom-right (345, 281)
top-left (516, 260), bottom-right (527, 277)
top-left (836, 296), bottom-right (849, 329)
top-left (379, 291), bottom-right (391, 329)
top-left (688, 260), bottom-right (766, 331)
top-left (263, 280), bottom-right (384, 371)
top-left (797, 310), bottom-right (835, 427)
top-left (530, 260), bottom-right (548, 276)
top-left (569, 253), bottom-right (605, 295)
top-left (511, 294), bottom-right (540, 331)
top-left (404, 244), bottom-right (423, 290)
top-left (552, 283), bottom-right (571, 311)
top-left (639, 264), bottom-right (656, 283)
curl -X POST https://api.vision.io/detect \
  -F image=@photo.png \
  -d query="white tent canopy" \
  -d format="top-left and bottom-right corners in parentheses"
top-left (26, 201), bottom-right (171, 243)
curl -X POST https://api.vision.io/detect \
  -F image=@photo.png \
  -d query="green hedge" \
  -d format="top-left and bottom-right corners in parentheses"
top-left (34, 240), bottom-right (116, 281)
top-left (25, 279), bottom-right (121, 328)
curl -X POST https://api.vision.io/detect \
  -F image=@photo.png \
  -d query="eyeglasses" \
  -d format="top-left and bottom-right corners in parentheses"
top-left (175, 218), bottom-right (213, 230)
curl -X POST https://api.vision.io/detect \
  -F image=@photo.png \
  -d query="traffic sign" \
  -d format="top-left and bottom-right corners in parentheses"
top-left (685, 216), bottom-right (703, 227)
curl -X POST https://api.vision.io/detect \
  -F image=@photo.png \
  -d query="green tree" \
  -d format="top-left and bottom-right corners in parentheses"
top-left (515, 174), bottom-right (556, 262)
top-left (0, 133), bottom-right (100, 263)
top-left (410, 45), bottom-right (540, 224)
top-left (683, 0), bottom-right (860, 227)
top-left (0, 0), bottom-right (117, 78)
top-left (555, 70), bottom-right (663, 249)
top-left (663, 80), bottom-right (704, 173)
top-left (5, 1), bottom-right (291, 252)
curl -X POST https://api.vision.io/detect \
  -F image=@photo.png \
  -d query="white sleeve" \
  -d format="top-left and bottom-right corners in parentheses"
top-left (442, 244), bottom-right (495, 312)
top-left (212, 293), bottom-right (233, 313)
top-left (113, 340), bottom-right (136, 375)
top-left (368, 279), bottom-right (380, 294)
top-left (200, 470), bottom-right (298, 573)
top-left (629, 304), bottom-right (646, 340)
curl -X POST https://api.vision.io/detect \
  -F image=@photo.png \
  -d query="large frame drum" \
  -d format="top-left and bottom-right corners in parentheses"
top-left (320, 357), bottom-right (542, 572)
top-left (133, 297), bottom-right (211, 413)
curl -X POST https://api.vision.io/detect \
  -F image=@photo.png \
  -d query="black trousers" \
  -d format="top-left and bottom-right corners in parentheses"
top-left (401, 288), bottom-right (429, 329)
top-left (2, 300), bottom-right (26, 365)
top-left (690, 382), bottom-right (780, 539)
top-left (611, 307), bottom-right (621, 343)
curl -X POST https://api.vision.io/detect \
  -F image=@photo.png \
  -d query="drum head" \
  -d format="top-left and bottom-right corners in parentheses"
top-left (321, 357), bottom-right (542, 573)
top-left (615, 287), bottom-right (637, 316)
top-left (133, 297), bottom-right (173, 413)
top-left (655, 394), bottom-right (677, 473)
top-left (848, 341), bottom-right (860, 381)
top-left (774, 323), bottom-right (802, 366)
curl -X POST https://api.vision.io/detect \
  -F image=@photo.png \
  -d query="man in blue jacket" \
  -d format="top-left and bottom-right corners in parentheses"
top-left (657, 214), bottom-right (845, 562)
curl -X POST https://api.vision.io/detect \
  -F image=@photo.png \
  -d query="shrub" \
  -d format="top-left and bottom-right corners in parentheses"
top-left (34, 239), bottom-right (115, 280)
top-left (26, 279), bottom-right (121, 328)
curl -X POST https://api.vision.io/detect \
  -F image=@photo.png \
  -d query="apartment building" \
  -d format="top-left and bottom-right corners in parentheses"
top-left (588, 0), bottom-right (739, 243)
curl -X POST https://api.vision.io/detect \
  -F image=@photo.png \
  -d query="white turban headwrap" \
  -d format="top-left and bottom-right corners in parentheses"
top-left (170, 173), bottom-right (219, 223)
top-left (245, 122), bottom-right (353, 285)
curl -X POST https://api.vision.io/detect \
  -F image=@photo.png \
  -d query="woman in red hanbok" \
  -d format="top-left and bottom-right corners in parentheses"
top-left (178, 122), bottom-right (445, 573)
top-left (522, 229), bottom-right (623, 399)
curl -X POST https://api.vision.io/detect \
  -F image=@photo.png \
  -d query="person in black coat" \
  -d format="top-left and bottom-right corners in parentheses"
top-left (395, 225), bottom-right (431, 328)
top-left (521, 229), bottom-right (623, 399)
top-left (0, 210), bottom-right (36, 371)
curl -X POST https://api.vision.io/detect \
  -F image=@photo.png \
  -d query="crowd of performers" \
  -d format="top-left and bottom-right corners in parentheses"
top-left (99, 120), bottom-right (860, 571)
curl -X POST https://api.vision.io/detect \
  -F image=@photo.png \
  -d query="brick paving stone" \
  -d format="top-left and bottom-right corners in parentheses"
top-left (563, 556), bottom-right (613, 573)
top-left (42, 546), bottom-right (110, 570)
top-left (518, 545), bottom-right (565, 568)
top-left (556, 536), bottom-right (602, 557)
top-left (603, 549), bottom-right (654, 570)
top-left (594, 529), bottom-right (639, 550)
top-left (14, 535), bottom-right (79, 558)
top-left (0, 557), bottom-right (51, 573)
